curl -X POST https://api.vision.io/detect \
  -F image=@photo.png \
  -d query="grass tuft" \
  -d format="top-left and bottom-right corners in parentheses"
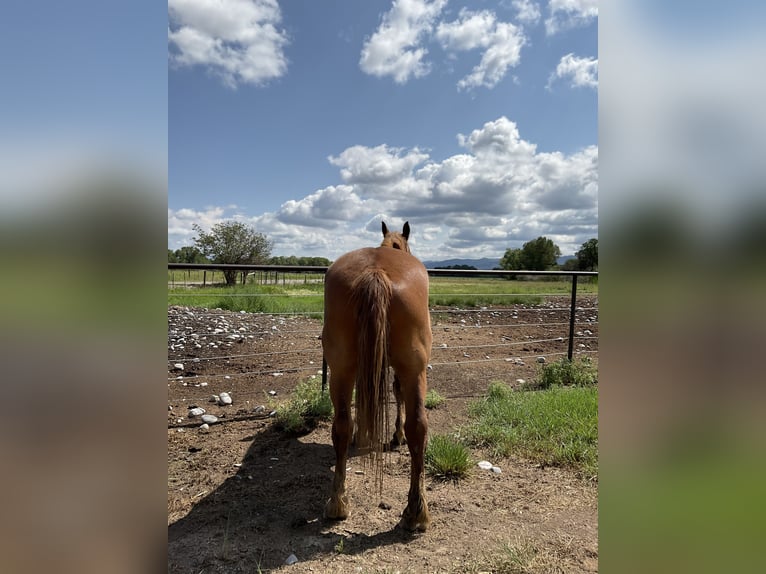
top-left (527, 356), bottom-right (598, 390)
top-left (273, 379), bottom-right (333, 434)
top-left (425, 434), bottom-right (472, 480)
top-left (425, 388), bottom-right (446, 409)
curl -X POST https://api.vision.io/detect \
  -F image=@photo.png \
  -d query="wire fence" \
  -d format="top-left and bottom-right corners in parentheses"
top-left (167, 264), bottom-right (597, 421)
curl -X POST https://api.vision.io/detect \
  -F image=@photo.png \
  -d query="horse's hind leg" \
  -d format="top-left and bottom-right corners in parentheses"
top-left (398, 370), bottom-right (431, 532)
top-left (390, 375), bottom-right (406, 449)
top-left (325, 371), bottom-right (353, 520)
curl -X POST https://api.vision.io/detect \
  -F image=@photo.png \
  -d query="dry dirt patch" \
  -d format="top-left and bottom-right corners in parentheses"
top-left (168, 299), bottom-right (598, 573)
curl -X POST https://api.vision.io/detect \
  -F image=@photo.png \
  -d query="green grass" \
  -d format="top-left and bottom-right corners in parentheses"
top-left (273, 379), bottom-right (333, 434)
top-left (424, 389), bottom-right (446, 409)
top-left (467, 382), bottom-right (598, 478)
top-left (425, 434), bottom-right (473, 480)
top-left (526, 357), bottom-right (598, 390)
top-left (168, 276), bottom-right (597, 314)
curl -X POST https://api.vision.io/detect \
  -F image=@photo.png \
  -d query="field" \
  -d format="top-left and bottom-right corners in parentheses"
top-left (167, 277), bottom-right (598, 573)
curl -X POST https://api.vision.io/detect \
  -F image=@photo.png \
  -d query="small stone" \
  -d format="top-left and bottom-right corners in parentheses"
top-left (477, 460), bottom-right (493, 470)
top-left (491, 466), bottom-right (502, 474)
top-left (218, 392), bottom-right (232, 405)
top-left (284, 554), bottom-right (298, 565)
top-left (254, 405), bottom-right (266, 414)
top-left (516, 379), bottom-right (525, 385)
top-left (269, 390), bottom-right (277, 396)
top-left (188, 407), bottom-right (205, 417)
top-left (210, 395), bottom-right (219, 403)
top-left (536, 356), bottom-right (546, 363)
top-left (172, 363), bottom-right (184, 371)
top-left (199, 423), bottom-right (209, 431)
top-left (201, 414), bottom-right (219, 424)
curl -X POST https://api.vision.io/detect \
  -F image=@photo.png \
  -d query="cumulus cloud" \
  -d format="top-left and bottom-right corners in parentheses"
top-left (168, 206), bottom-right (229, 248)
top-left (168, 0), bottom-right (289, 88)
top-left (545, 0), bottom-right (598, 36)
top-left (512, 0), bottom-right (541, 26)
top-left (436, 9), bottom-right (525, 90)
top-left (548, 53), bottom-right (598, 89)
top-left (359, 0), bottom-right (447, 84)
top-left (170, 117), bottom-right (598, 259)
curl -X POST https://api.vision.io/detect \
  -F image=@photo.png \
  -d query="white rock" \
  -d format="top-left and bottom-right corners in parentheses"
top-left (173, 363), bottom-right (184, 371)
top-left (201, 414), bottom-right (219, 424)
top-left (218, 392), bottom-right (232, 405)
top-left (188, 407), bottom-right (206, 417)
top-left (269, 390), bottom-right (278, 396)
top-left (536, 356), bottom-right (546, 363)
top-left (477, 460), bottom-right (493, 470)
top-left (199, 423), bottom-right (209, 431)
top-left (210, 395), bottom-right (219, 403)
top-left (491, 466), bottom-right (502, 474)
top-left (254, 405), bottom-right (266, 414)
top-left (516, 379), bottom-right (525, 385)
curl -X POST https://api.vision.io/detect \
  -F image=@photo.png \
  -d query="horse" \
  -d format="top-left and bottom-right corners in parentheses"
top-left (322, 221), bottom-right (432, 532)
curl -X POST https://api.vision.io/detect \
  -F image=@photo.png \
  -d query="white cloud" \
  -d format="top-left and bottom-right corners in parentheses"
top-left (168, 206), bottom-right (229, 248)
top-left (168, 0), bottom-right (289, 88)
top-left (545, 0), bottom-right (598, 35)
top-left (512, 0), bottom-right (541, 26)
top-left (170, 117), bottom-right (598, 259)
top-left (548, 53), bottom-right (598, 89)
top-left (359, 0), bottom-right (448, 84)
top-left (436, 9), bottom-right (525, 90)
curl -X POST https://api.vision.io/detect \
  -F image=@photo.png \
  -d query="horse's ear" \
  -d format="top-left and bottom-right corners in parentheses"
top-left (403, 221), bottom-right (410, 240)
top-left (382, 221), bottom-right (389, 236)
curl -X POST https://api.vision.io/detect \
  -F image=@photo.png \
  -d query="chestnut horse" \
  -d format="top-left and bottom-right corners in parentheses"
top-left (322, 221), bottom-right (432, 532)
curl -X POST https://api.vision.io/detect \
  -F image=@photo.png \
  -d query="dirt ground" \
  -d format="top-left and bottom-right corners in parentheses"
top-left (167, 297), bottom-right (598, 573)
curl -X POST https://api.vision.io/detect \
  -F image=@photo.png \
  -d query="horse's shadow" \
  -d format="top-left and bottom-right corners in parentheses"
top-left (168, 420), bottom-right (417, 572)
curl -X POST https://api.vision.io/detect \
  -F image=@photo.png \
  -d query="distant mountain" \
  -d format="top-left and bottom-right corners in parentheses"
top-left (422, 257), bottom-right (500, 270)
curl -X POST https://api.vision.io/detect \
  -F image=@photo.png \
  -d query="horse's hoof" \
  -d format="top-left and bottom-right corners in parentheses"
top-left (398, 511), bottom-right (430, 532)
top-left (324, 497), bottom-right (349, 521)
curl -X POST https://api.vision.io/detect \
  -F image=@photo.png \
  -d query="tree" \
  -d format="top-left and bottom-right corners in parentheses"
top-left (174, 245), bottom-right (208, 264)
top-left (576, 238), bottom-right (598, 271)
top-left (168, 249), bottom-right (177, 263)
top-left (502, 237), bottom-right (561, 271)
top-left (499, 248), bottom-right (523, 270)
top-left (193, 221), bottom-right (273, 285)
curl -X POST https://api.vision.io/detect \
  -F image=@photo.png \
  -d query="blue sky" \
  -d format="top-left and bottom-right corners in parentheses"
top-left (168, 0), bottom-right (598, 260)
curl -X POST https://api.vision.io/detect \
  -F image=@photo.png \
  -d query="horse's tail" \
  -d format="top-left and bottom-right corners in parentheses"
top-left (351, 267), bottom-right (393, 492)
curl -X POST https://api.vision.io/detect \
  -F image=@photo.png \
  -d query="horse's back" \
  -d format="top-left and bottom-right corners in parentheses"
top-left (323, 247), bottom-right (431, 367)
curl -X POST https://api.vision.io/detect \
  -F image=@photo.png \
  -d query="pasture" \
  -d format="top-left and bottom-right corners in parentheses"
top-left (167, 277), bottom-right (598, 573)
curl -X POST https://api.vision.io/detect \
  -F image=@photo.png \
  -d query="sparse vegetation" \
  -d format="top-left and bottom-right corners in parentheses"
top-left (273, 379), bottom-right (333, 434)
top-left (425, 388), bottom-right (446, 409)
top-left (425, 434), bottom-right (472, 480)
top-left (525, 357), bottom-right (598, 390)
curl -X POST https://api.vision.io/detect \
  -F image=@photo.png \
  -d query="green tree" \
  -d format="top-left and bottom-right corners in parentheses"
top-left (520, 236), bottom-right (561, 270)
top-left (499, 248), bottom-right (523, 270)
top-left (173, 245), bottom-right (208, 264)
top-left (560, 257), bottom-right (580, 271)
top-left (576, 238), bottom-right (598, 271)
top-left (193, 221), bottom-right (273, 285)
top-left (167, 249), bottom-right (178, 263)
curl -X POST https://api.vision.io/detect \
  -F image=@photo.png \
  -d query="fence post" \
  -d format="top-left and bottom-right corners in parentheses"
top-left (322, 358), bottom-right (328, 394)
top-left (203, 270), bottom-right (206, 287)
top-left (567, 274), bottom-right (578, 361)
